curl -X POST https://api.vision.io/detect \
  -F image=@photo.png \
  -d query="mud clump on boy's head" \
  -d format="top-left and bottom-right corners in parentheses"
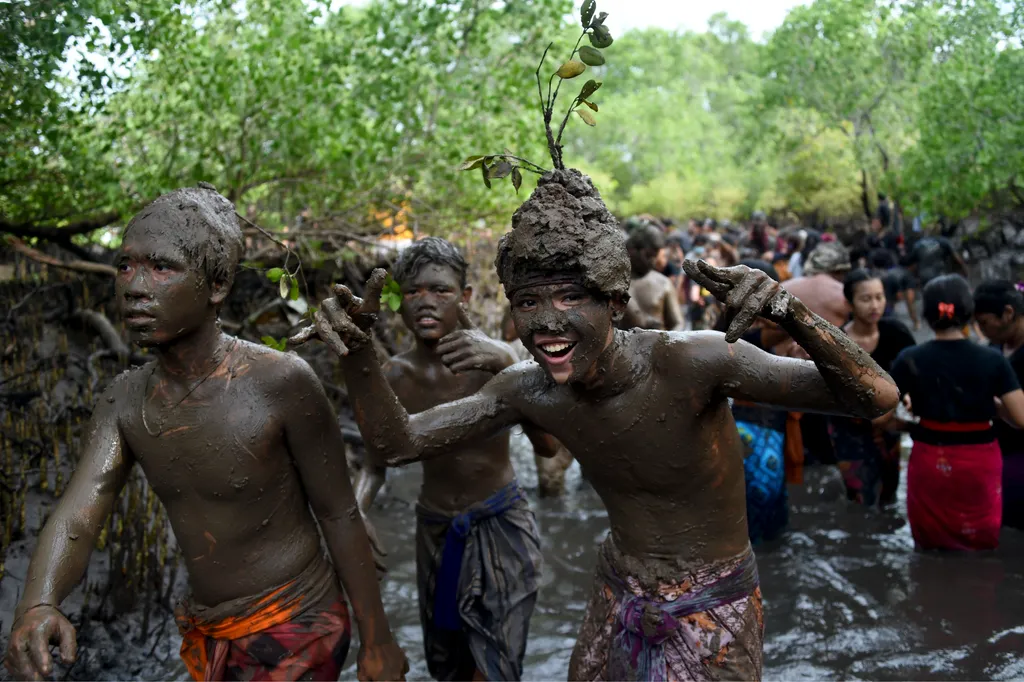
top-left (495, 169), bottom-right (630, 301)
top-left (123, 183), bottom-right (244, 292)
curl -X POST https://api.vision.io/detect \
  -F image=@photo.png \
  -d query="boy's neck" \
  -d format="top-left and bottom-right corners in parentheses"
top-left (155, 317), bottom-right (229, 381)
top-left (1006, 319), bottom-right (1024, 353)
top-left (572, 329), bottom-right (637, 399)
top-left (934, 328), bottom-right (966, 341)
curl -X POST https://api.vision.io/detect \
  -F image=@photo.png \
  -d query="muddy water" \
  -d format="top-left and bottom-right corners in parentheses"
top-left (342, 447), bottom-right (1024, 682)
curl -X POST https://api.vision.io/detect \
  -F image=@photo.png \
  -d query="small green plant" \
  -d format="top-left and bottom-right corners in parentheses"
top-left (459, 0), bottom-right (614, 189)
top-left (261, 336), bottom-right (289, 351)
top-left (265, 267), bottom-right (300, 301)
top-left (379, 275), bottom-right (403, 312)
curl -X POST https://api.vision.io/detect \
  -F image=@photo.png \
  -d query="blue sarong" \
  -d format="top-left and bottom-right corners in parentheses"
top-left (736, 419), bottom-right (788, 544)
top-left (419, 480), bottom-right (525, 631)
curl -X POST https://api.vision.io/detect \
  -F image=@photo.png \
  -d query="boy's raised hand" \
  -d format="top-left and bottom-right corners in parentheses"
top-left (683, 259), bottom-right (792, 344)
top-left (437, 306), bottom-right (519, 375)
top-left (290, 269), bottom-right (388, 356)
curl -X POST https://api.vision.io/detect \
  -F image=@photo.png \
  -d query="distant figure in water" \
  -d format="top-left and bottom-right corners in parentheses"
top-left (2, 185), bottom-right (406, 682)
top-left (890, 275), bottom-right (1024, 550)
top-left (973, 280), bottom-right (1024, 531)
top-left (300, 169), bottom-right (900, 681)
top-left (351, 237), bottom-right (556, 681)
top-left (830, 269), bottom-right (916, 507)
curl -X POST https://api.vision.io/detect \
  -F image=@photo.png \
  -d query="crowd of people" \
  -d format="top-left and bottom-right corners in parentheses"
top-left (620, 207), bottom-right (1024, 555)
top-left (2, 178), bottom-right (1019, 682)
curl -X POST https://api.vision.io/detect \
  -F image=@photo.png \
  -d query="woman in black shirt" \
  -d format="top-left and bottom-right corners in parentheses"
top-left (830, 269), bottom-right (917, 507)
top-left (890, 275), bottom-right (1024, 550)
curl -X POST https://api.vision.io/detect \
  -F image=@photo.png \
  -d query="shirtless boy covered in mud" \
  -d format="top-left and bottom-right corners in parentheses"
top-left (622, 223), bottom-right (683, 331)
top-left (303, 170), bottom-right (899, 681)
top-left (4, 185), bottom-right (406, 682)
top-left (354, 237), bottom-right (546, 681)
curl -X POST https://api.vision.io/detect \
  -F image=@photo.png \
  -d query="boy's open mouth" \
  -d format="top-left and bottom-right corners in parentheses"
top-left (538, 341), bottom-right (577, 359)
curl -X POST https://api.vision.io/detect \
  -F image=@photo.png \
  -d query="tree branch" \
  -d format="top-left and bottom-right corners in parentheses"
top-left (6, 237), bottom-right (117, 276)
top-left (0, 210), bottom-right (121, 241)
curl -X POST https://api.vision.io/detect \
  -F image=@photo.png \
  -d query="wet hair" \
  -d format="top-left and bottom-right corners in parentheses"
top-left (496, 169), bottom-right (629, 300)
top-left (973, 280), bottom-right (1024, 317)
top-left (740, 259), bottom-right (779, 282)
top-left (626, 224), bottom-right (665, 253)
top-left (393, 236), bottom-right (468, 288)
top-left (123, 183), bottom-right (243, 290)
top-left (922, 274), bottom-right (974, 330)
top-left (843, 268), bottom-right (881, 303)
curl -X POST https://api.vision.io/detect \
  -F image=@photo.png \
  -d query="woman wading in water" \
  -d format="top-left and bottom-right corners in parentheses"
top-left (830, 268), bottom-right (917, 507)
top-left (891, 275), bottom-right (1024, 550)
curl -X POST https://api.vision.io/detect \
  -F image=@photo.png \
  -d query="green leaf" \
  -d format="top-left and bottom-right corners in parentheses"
top-left (279, 273), bottom-right (290, 299)
top-left (481, 163), bottom-right (492, 189)
top-left (266, 267), bottom-right (285, 283)
top-left (261, 335), bottom-right (278, 347)
top-left (583, 100), bottom-right (599, 111)
top-left (289, 276), bottom-right (300, 301)
top-left (458, 155), bottom-right (487, 171)
top-left (556, 60), bottom-right (587, 79)
top-left (590, 11), bottom-right (609, 29)
top-left (576, 108), bottom-right (597, 126)
top-left (578, 46), bottom-right (605, 66)
top-left (579, 79), bottom-right (602, 100)
top-left (581, 0), bottom-right (596, 29)
top-left (490, 161), bottom-right (513, 179)
top-left (387, 295), bottom-right (401, 312)
top-left (589, 25), bottom-right (613, 48)
top-left (511, 167), bottom-right (523, 194)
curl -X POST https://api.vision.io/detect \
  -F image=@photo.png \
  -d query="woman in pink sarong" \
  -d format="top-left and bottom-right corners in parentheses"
top-left (889, 275), bottom-right (1024, 550)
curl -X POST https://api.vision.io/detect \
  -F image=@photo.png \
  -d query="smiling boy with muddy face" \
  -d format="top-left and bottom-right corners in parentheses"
top-left (4, 185), bottom-right (407, 682)
top-left (352, 236), bottom-right (549, 682)
top-left (304, 170), bottom-right (899, 681)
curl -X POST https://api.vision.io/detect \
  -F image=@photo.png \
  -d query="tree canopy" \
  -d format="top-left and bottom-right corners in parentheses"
top-left (2, 0), bottom-right (1023, 248)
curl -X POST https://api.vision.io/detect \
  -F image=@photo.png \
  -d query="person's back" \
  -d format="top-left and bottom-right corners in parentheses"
top-left (890, 274), bottom-right (1024, 552)
top-left (783, 275), bottom-right (849, 327)
top-left (910, 236), bottom-right (956, 286)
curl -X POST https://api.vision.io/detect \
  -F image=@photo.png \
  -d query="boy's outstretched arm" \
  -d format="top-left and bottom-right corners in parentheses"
top-left (683, 260), bottom-right (900, 418)
top-left (291, 270), bottom-right (523, 467)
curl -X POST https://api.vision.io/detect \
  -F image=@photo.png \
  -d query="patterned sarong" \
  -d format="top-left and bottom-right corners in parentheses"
top-left (174, 555), bottom-right (350, 681)
top-left (570, 536), bottom-right (763, 681)
top-left (416, 480), bottom-right (543, 681)
top-left (735, 418), bottom-right (788, 544)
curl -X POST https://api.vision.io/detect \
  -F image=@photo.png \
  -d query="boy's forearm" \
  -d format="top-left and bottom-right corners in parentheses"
top-left (341, 346), bottom-right (416, 466)
top-left (780, 298), bottom-right (899, 418)
top-left (323, 517), bottom-right (393, 646)
top-left (17, 509), bottom-right (101, 619)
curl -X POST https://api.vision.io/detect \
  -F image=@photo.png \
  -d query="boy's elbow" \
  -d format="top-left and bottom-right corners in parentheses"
top-left (870, 376), bottom-right (901, 417)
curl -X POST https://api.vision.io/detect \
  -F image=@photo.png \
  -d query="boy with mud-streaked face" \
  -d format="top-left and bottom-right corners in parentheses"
top-left (303, 170), bottom-right (900, 681)
top-left (353, 236), bottom-right (549, 682)
top-left (4, 185), bottom-right (407, 682)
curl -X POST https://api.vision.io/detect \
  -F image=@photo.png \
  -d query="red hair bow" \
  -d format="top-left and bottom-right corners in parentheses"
top-left (938, 302), bottom-right (955, 319)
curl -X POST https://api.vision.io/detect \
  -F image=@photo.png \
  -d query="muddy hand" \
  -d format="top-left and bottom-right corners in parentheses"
top-left (4, 605), bottom-right (77, 681)
top-left (682, 259), bottom-right (790, 343)
top-left (357, 640), bottom-right (409, 682)
top-left (438, 308), bottom-right (516, 374)
top-left (289, 269), bottom-right (388, 356)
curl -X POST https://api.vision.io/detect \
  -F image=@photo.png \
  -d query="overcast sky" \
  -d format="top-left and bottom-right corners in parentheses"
top-left (596, 0), bottom-right (806, 39)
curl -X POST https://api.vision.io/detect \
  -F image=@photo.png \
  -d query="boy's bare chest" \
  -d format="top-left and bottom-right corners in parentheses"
top-left (393, 365), bottom-right (490, 414)
top-left (121, 386), bottom-right (287, 502)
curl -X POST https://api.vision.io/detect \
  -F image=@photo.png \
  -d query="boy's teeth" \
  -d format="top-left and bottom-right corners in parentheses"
top-left (542, 342), bottom-right (571, 352)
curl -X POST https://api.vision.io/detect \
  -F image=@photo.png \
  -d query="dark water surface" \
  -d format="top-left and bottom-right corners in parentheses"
top-left (341, 450), bottom-right (1024, 681)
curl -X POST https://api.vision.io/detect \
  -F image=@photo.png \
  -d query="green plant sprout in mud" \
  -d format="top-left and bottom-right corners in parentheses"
top-left (459, 0), bottom-right (614, 190)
